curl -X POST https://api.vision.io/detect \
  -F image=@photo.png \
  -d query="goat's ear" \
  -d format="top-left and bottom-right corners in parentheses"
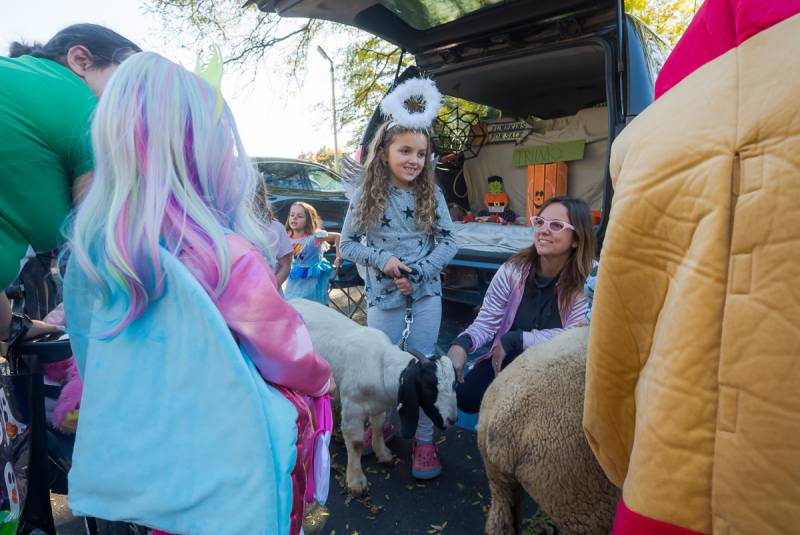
top-left (408, 349), bottom-right (426, 362)
top-left (397, 359), bottom-right (419, 439)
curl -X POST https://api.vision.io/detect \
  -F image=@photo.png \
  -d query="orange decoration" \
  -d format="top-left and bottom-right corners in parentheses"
top-left (526, 162), bottom-right (568, 223)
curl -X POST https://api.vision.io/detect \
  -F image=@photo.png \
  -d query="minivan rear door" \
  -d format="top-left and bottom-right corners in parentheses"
top-left (249, 0), bottom-right (621, 56)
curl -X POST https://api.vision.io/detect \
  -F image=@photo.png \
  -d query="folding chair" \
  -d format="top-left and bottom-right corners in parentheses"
top-left (328, 259), bottom-right (367, 320)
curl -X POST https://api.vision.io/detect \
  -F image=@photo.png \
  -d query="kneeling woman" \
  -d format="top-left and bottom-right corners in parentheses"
top-left (448, 196), bottom-right (595, 413)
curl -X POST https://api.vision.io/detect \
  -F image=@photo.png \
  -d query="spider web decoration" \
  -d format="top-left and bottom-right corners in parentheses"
top-left (431, 102), bottom-right (486, 162)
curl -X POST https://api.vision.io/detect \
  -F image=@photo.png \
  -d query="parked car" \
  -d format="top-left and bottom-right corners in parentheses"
top-left (253, 0), bottom-right (670, 305)
top-left (253, 157), bottom-right (350, 232)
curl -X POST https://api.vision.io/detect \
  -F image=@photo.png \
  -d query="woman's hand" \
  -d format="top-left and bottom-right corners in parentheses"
top-left (393, 277), bottom-right (412, 296)
top-left (333, 256), bottom-right (342, 269)
top-left (491, 343), bottom-right (507, 376)
top-left (382, 256), bottom-right (411, 279)
top-left (448, 345), bottom-right (468, 383)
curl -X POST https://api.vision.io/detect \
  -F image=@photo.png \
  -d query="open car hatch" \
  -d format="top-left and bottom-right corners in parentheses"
top-left (248, 0), bottom-right (621, 57)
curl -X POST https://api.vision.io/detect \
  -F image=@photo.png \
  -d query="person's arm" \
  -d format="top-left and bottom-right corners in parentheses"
top-left (457, 263), bottom-right (516, 352)
top-left (407, 188), bottom-right (458, 282)
top-left (338, 195), bottom-right (393, 271)
top-left (519, 291), bottom-right (589, 349)
top-left (215, 247), bottom-right (332, 397)
top-left (0, 294), bottom-right (59, 343)
top-left (274, 253), bottom-right (292, 287)
top-left (325, 232), bottom-right (342, 268)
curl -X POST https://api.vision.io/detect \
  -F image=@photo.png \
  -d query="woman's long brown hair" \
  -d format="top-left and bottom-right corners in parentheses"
top-left (509, 196), bottom-right (596, 312)
top-left (354, 122), bottom-right (438, 235)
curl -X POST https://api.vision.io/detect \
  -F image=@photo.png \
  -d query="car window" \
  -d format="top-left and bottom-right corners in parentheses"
top-left (258, 163), bottom-right (306, 190)
top-left (306, 167), bottom-right (346, 193)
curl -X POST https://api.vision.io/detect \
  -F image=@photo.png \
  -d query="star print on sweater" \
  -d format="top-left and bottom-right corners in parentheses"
top-left (338, 184), bottom-right (458, 310)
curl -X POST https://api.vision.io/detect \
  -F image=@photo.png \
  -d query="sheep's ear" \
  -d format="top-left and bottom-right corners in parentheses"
top-left (397, 359), bottom-right (420, 439)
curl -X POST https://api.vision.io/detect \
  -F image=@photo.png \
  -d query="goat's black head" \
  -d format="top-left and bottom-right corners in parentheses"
top-left (397, 349), bottom-right (457, 439)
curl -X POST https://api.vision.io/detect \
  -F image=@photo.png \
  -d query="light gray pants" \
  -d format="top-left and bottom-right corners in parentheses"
top-left (367, 295), bottom-right (442, 442)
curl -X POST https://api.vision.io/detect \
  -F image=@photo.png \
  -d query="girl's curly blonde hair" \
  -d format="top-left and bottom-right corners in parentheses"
top-left (355, 122), bottom-right (437, 235)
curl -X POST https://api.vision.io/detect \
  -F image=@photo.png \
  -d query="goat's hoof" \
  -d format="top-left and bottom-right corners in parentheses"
top-left (347, 474), bottom-right (369, 497)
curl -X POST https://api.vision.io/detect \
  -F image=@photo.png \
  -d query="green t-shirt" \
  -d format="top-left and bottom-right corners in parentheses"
top-left (0, 56), bottom-right (96, 288)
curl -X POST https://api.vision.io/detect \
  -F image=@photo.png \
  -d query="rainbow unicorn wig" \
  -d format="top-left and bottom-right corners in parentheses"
top-left (69, 51), bottom-right (272, 335)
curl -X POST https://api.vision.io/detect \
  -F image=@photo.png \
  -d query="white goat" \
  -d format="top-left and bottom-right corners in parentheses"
top-left (291, 299), bottom-right (458, 496)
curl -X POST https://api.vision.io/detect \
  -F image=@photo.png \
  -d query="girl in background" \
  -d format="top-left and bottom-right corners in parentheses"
top-left (284, 201), bottom-right (341, 304)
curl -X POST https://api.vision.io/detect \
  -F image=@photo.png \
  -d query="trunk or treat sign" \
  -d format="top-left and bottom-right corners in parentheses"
top-left (512, 140), bottom-right (586, 165)
top-left (471, 119), bottom-right (542, 145)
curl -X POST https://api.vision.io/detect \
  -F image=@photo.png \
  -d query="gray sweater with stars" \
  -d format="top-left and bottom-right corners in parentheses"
top-left (339, 184), bottom-right (458, 309)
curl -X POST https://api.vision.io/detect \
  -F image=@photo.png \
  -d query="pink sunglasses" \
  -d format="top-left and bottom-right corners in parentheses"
top-left (530, 215), bottom-right (576, 233)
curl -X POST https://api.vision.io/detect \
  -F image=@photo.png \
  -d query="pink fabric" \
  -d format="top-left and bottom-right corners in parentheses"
top-left (612, 499), bottom-right (707, 535)
top-left (276, 386), bottom-right (315, 535)
top-left (459, 261), bottom-right (590, 367)
top-left (182, 235), bottom-right (332, 397)
top-left (306, 395), bottom-right (333, 504)
top-left (272, 392), bottom-right (332, 535)
top-left (412, 442), bottom-right (441, 473)
top-left (655, 0), bottom-right (800, 98)
top-left (179, 234), bottom-right (333, 535)
top-left (42, 303), bottom-right (83, 433)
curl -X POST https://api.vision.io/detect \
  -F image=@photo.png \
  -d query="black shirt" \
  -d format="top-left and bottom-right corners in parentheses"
top-left (452, 270), bottom-right (562, 356)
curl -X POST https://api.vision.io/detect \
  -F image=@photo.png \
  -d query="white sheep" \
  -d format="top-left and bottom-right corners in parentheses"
top-left (477, 327), bottom-right (620, 534)
top-left (290, 298), bottom-right (458, 496)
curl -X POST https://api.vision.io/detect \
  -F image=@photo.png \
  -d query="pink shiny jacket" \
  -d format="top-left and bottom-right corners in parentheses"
top-left (459, 260), bottom-right (591, 367)
top-left (182, 234), bottom-right (331, 397)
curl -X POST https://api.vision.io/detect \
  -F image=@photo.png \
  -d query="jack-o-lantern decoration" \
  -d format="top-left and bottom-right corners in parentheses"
top-left (526, 163), bottom-right (568, 223)
top-left (478, 176), bottom-right (516, 223)
top-left (483, 176), bottom-right (509, 214)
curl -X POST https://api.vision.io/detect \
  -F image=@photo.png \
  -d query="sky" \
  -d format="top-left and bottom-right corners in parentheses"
top-left (1, 0), bottom-right (355, 158)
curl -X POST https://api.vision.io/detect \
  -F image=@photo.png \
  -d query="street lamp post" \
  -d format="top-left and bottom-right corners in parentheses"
top-left (317, 45), bottom-right (339, 172)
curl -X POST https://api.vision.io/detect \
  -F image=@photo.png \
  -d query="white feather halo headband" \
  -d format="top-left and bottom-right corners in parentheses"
top-left (379, 77), bottom-right (442, 130)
